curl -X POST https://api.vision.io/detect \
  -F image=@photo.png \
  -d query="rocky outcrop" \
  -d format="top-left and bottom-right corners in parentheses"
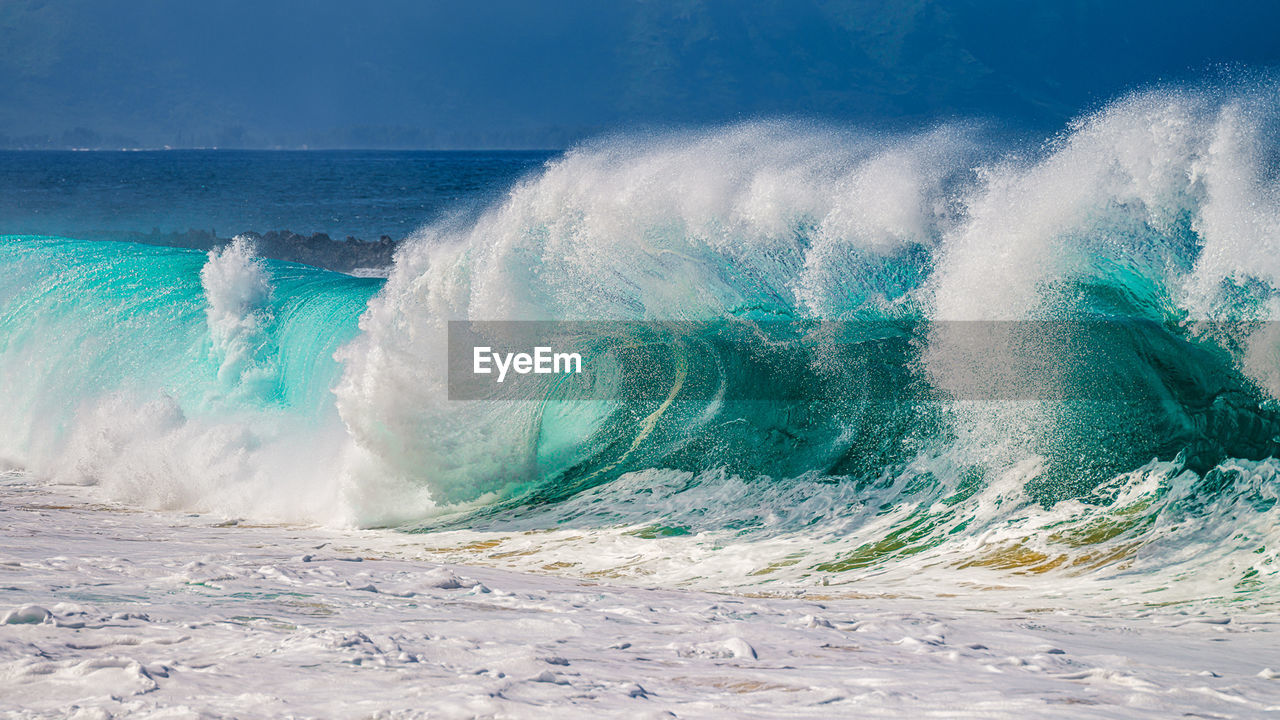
top-left (103, 228), bottom-right (397, 275)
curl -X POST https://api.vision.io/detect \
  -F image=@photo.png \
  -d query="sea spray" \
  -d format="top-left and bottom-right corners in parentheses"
top-left (199, 235), bottom-right (278, 400)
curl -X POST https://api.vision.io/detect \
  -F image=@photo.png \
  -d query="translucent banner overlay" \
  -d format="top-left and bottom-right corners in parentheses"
top-left (446, 320), bottom-right (1267, 403)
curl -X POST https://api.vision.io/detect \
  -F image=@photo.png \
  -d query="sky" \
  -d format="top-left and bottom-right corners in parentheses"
top-left (1, 0), bottom-right (1278, 150)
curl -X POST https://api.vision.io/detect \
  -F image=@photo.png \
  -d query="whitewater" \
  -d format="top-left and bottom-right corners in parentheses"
top-left (4, 85), bottom-right (1280, 717)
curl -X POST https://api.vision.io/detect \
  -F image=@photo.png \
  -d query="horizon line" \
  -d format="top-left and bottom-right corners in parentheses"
top-left (0, 146), bottom-right (567, 153)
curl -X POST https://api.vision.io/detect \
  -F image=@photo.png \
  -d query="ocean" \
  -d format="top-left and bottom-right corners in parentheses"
top-left (2, 85), bottom-right (1279, 605)
top-left (0, 149), bottom-right (551, 242)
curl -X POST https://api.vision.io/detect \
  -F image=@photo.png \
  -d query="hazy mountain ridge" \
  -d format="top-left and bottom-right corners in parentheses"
top-left (1, 0), bottom-right (1277, 149)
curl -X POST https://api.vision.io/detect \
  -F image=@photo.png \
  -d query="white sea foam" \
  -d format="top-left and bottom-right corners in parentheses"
top-left (6, 479), bottom-right (1278, 719)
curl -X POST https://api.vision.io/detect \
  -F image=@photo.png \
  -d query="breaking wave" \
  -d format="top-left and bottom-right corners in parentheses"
top-left (3, 83), bottom-right (1280, 597)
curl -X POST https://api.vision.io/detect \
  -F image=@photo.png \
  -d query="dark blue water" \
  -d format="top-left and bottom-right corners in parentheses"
top-left (0, 150), bottom-right (554, 241)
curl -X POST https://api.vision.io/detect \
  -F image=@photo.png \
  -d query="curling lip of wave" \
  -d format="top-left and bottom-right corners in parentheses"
top-left (337, 86), bottom-right (1280, 506)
